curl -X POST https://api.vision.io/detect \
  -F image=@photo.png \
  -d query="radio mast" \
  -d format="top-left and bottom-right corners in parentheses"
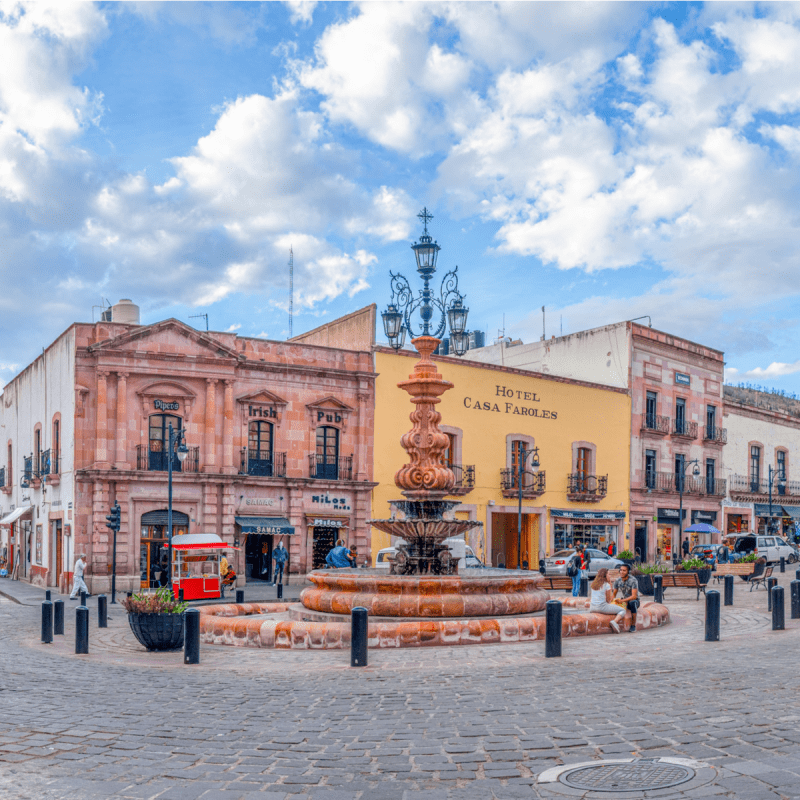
top-left (289, 246), bottom-right (294, 338)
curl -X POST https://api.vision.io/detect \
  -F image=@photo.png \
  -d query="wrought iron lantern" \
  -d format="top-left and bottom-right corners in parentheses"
top-left (382, 207), bottom-right (470, 354)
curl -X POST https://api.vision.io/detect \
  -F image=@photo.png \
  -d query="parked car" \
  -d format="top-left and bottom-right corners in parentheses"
top-left (689, 544), bottom-right (730, 567)
top-left (729, 535), bottom-right (798, 564)
top-left (375, 543), bottom-right (486, 570)
top-left (543, 548), bottom-right (624, 578)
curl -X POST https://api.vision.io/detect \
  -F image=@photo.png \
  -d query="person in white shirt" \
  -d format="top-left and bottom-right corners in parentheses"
top-left (69, 553), bottom-right (90, 600)
top-left (588, 567), bottom-right (626, 634)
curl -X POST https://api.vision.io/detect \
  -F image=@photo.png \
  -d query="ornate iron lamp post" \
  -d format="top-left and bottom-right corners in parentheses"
top-left (516, 445), bottom-right (540, 570)
top-left (768, 465), bottom-right (786, 535)
top-left (166, 423), bottom-right (189, 591)
top-left (678, 458), bottom-right (700, 560)
top-left (381, 208), bottom-right (470, 355)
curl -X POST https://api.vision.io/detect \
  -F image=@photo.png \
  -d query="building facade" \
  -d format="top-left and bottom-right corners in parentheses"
top-left (0, 312), bottom-right (375, 592)
top-left (371, 347), bottom-right (631, 567)
top-left (723, 386), bottom-right (800, 539)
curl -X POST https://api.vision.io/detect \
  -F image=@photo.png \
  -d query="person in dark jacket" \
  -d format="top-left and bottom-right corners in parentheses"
top-left (569, 543), bottom-right (591, 597)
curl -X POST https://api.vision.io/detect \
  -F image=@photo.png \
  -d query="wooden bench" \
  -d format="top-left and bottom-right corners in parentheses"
top-left (749, 565), bottom-right (773, 592)
top-left (713, 562), bottom-right (755, 583)
top-left (660, 572), bottom-right (707, 600)
top-left (540, 570), bottom-right (622, 593)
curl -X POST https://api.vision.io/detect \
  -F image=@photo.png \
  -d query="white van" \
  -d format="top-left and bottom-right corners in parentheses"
top-left (375, 538), bottom-right (485, 570)
top-left (730, 534), bottom-right (798, 564)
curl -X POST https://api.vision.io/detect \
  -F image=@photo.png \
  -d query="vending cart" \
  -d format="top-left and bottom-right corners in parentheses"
top-left (171, 533), bottom-right (237, 601)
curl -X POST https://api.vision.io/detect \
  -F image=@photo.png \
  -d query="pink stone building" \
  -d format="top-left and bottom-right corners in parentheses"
top-left (0, 308), bottom-right (375, 592)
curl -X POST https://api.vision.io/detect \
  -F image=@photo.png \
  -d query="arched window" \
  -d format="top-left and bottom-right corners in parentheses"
top-left (315, 426), bottom-right (340, 479)
top-left (248, 421), bottom-right (274, 476)
top-left (149, 414), bottom-right (183, 472)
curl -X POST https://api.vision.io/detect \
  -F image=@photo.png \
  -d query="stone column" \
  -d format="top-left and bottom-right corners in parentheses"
top-left (222, 380), bottom-right (234, 474)
top-left (96, 371), bottom-right (109, 468)
top-left (204, 379), bottom-right (217, 473)
top-left (115, 372), bottom-right (129, 470)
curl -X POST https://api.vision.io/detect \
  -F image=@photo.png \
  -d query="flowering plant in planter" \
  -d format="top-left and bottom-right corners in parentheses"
top-left (740, 553), bottom-right (759, 563)
top-left (617, 550), bottom-right (635, 561)
top-left (634, 563), bottom-right (670, 574)
top-left (121, 588), bottom-right (187, 614)
top-left (677, 557), bottom-right (707, 572)
top-left (122, 588), bottom-right (187, 652)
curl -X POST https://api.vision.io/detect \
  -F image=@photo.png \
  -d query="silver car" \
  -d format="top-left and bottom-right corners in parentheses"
top-left (543, 548), bottom-right (624, 578)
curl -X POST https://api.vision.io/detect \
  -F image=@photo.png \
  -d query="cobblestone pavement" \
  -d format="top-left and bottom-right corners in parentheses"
top-left (3, 575), bottom-right (800, 799)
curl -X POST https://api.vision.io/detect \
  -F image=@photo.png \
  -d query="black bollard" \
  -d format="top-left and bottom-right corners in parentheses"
top-left (277, 582), bottom-right (283, 600)
top-left (45, 590), bottom-right (51, 601)
top-left (80, 590), bottom-right (87, 606)
top-left (75, 606), bottom-right (89, 654)
top-left (796, 569), bottom-right (800, 583)
top-left (351, 607), bottom-right (368, 667)
top-left (792, 580), bottom-right (800, 620)
top-left (53, 599), bottom-right (64, 635)
top-left (184, 608), bottom-right (200, 664)
top-left (98, 594), bottom-right (108, 628)
top-left (705, 590), bottom-right (720, 642)
top-left (579, 576), bottom-right (589, 598)
top-left (781, 557), bottom-right (786, 574)
top-left (545, 599), bottom-right (562, 658)
top-left (772, 585), bottom-right (785, 630)
top-left (41, 601), bottom-right (53, 644)
top-left (178, 588), bottom-right (184, 603)
top-left (768, 577), bottom-right (778, 611)
top-left (654, 575), bottom-right (663, 604)
top-left (724, 574), bottom-right (734, 606)
top-left (235, 589), bottom-right (244, 604)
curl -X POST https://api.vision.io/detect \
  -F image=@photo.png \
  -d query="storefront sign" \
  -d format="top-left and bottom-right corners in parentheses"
top-left (463, 396), bottom-right (557, 419)
top-left (311, 494), bottom-right (351, 511)
top-left (675, 372), bottom-right (691, 386)
top-left (691, 510), bottom-right (718, 524)
top-left (317, 411), bottom-right (343, 423)
top-left (248, 405), bottom-right (277, 418)
top-left (311, 518), bottom-right (347, 528)
top-left (154, 399), bottom-right (180, 411)
top-left (657, 508), bottom-right (686, 523)
top-left (235, 516), bottom-right (295, 536)
top-left (550, 509), bottom-right (625, 520)
top-left (244, 498), bottom-right (276, 507)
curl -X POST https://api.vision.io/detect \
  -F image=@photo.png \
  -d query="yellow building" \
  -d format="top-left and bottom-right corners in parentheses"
top-left (371, 347), bottom-right (632, 567)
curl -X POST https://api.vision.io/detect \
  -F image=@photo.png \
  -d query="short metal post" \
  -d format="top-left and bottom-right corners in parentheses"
top-left (772, 586), bottom-right (785, 630)
top-left (98, 594), bottom-right (107, 628)
top-left (791, 580), bottom-right (800, 620)
top-left (178, 588), bottom-right (184, 603)
top-left (277, 582), bottom-right (283, 600)
top-left (80, 590), bottom-right (87, 606)
top-left (705, 590), bottom-right (720, 642)
top-left (796, 568), bottom-right (800, 583)
top-left (75, 606), bottom-right (89, 654)
top-left (768, 577), bottom-right (778, 610)
top-left (545, 599), bottom-right (562, 658)
top-left (235, 589), bottom-right (244, 604)
top-left (781, 556), bottom-right (786, 573)
top-left (45, 590), bottom-right (51, 601)
top-left (579, 576), bottom-right (588, 598)
top-left (351, 607), bottom-right (368, 667)
top-left (53, 599), bottom-right (64, 635)
top-left (41, 601), bottom-right (53, 644)
top-left (654, 575), bottom-right (663, 604)
top-left (724, 574), bottom-right (734, 606)
top-left (184, 608), bottom-right (200, 664)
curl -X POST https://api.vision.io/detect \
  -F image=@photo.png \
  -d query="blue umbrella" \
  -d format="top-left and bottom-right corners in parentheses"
top-left (683, 523), bottom-right (721, 534)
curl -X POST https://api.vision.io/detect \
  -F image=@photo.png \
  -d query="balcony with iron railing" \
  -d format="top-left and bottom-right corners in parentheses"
top-left (729, 474), bottom-right (800, 498)
top-left (643, 471), bottom-right (726, 496)
top-left (0, 467), bottom-right (5, 489)
top-left (446, 464), bottom-right (475, 497)
top-left (500, 468), bottom-right (546, 499)
top-left (239, 449), bottom-right (287, 478)
top-left (641, 413), bottom-right (670, 435)
top-left (308, 453), bottom-right (353, 481)
top-left (566, 473), bottom-right (608, 502)
top-left (40, 448), bottom-right (60, 485)
top-left (671, 419), bottom-right (698, 439)
top-left (136, 444), bottom-right (200, 473)
top-left (23, 455), bottom-right (34, 486)
top-left (703, 425), bottom-right (728, 444)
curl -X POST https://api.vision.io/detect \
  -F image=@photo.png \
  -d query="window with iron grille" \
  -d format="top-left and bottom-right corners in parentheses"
top-left (646, 391), bottom-right (657, 427)
top-left (675, 453), bottom-right (686, 492)
top-left (645, 449), bottom-right (656, 489)
top-left (706, 404), bottom-right (716, 436)
top-left (315, 426), bottom-right (339, 479)
top-left (675, 397), bottom-right (686, 434)
top-left (706, 459), bottom-right (715, 494)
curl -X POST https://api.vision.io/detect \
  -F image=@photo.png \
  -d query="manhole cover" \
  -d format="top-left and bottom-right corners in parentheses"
top-left (559, 759), bottom-right (695, 792)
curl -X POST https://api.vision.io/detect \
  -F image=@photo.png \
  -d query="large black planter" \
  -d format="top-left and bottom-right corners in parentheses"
top-left (128, 612), bottom-right (184, 651)
top-left (634, 574), bottom-right (654, 596)
top-left (695, 567), bottom-right (712, 585)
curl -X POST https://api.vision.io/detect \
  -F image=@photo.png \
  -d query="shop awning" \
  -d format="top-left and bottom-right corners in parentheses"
top-left (234, 516), bottom-right (295, 536)
top-left (0, 506), bottom-right (33, 526)
top-left (172, 533), bottom-right (238, 550)
top-left (782, 506), bottom-right (800, 523)
top-left (754, 503), bottom-right (784, 517)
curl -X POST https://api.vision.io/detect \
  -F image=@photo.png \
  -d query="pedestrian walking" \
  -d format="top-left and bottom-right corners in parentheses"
top-left (589, 567), bottom-right (626, 634)
top-left (272, 539), bottom-right (288, 585)
top-left (682, 537), bottom-right (690, 558)
top-left (612, 563), bottom-right (640, 632)
top-left (69, 553), bottom-right (89, 599)
top-left (607, 541), bottom-right (616, 557)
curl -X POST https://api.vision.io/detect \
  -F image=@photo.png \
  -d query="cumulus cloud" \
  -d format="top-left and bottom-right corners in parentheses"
top-left (726, 361), bottom-right (800, 382)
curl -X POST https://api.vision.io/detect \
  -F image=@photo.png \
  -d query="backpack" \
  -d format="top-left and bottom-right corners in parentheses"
top-left (567, 557), bottom-right (579, 578)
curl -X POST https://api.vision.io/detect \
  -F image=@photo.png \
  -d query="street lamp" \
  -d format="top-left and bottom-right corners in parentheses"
top-left (678, 457), bottom-right (701, 561)
top-left (768, 465), bottom-right (786, 535)
top-left (517, 445), bottom-right (540, 570)
top-left (381, 207), bottom-right (470, 353)
top-left (166, 423), bottom-right (188, 592)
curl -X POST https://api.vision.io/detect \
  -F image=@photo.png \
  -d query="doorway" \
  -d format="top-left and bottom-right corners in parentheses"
top-left (634, 521), bottom-right (648, 563)
top-left (139, 510), bottom-right (189, 588)
top-left (245, 534), bottom-right (273, 582)
top-left (51, 519), bottom-right (62, 588)
top-left (312, 527), bottom-right (337, 569)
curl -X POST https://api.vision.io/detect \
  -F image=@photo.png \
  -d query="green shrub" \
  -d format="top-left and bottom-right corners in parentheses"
top-left (635, 563), bottom-right (670, 574)
top-left (679, 557), bottom-right (707, 571)
top-left (121, 587), bottom-right (187, 615)
top-left (617, 550), bottom-right (635, 560)
top-left (740, 553), bottom-right (759, 563)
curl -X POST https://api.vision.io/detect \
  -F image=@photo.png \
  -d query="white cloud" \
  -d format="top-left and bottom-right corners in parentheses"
top-left (726, 361), bottom-right (800, 382)
top-left (285, 1), bottom-right (317, 27)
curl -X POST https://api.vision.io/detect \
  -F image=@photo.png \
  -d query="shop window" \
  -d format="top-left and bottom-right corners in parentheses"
top-left (247, 421), bottom-right (274, 476)
top-left (148, 414), bottom-right (183, 472)
top-left (750, 445), bottom-right (761, 491)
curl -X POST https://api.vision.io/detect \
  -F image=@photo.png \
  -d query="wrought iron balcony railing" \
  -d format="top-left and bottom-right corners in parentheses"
top-left (730, 474), bottom-right (800, 497)
top-left (643, 471), bottom-right (726, 496)
top-left (566, 473), bottom-right (608, 501)
top-left (136, 444), bottom-right (200, 473)
top-left (39, 449), bottom-right (51, 476)
top-left (671, 419), bottom-right (698, 439)
top-left (703, 425), bottom-right (728, 444)
top-left (641, 413), bottom-right (670, 434)
top-left (308, 453), bottom-right (353, 481)
top-left (23, 455), bottom-right (34, 483)
top-left (239, 449), bottom-right (287, 477)
top-left (447, 464), bottom-right (475, 496)
top-left (500, 468), bottom-right (546, 498)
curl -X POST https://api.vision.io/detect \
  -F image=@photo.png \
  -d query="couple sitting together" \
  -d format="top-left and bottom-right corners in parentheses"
top-left (589, 564), bottom-right (640, 633)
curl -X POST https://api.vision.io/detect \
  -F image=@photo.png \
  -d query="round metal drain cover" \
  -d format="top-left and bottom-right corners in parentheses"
top-left (559, 760), bottom-right (695, 792)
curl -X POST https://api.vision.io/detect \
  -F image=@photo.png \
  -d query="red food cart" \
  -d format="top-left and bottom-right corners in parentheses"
top-left (171, 533), bottom-right (237, 601)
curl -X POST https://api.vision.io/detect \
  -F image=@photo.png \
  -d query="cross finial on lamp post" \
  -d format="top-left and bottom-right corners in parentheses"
top-left (417, 207), bottom-right (433, 235)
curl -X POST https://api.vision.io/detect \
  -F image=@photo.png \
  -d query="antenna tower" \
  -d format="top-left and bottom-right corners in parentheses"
top-left (289, 246), bottom-right (294, 338)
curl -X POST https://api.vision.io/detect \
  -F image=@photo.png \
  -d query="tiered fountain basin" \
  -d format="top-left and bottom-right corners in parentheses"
top-left (196, 569), bottom-right (670, 650)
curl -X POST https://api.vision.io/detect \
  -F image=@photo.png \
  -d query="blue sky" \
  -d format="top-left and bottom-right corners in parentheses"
top-left (2, 2), bottom-right (800, 391)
